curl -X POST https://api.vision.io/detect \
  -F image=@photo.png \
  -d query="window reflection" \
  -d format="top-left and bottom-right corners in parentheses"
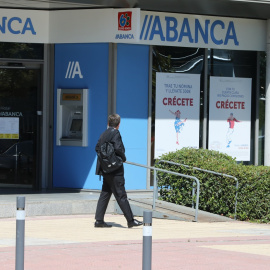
top-left (0, 43), bottom-right (44, 60)
top-left (153, 46), bottom-right (204, 74)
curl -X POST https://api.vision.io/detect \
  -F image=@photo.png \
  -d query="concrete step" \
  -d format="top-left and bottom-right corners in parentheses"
top-left (0, 190), bottom-right (153, 218)
top-left (115, 198), bottom-right (233, 222)
top-left (0, 191), bottom-right (233, 222)
top-left (0, 192), bottom-right (113, 218)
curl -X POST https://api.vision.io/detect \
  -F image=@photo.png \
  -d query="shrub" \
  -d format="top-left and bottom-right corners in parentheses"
top-left (155, 148), bottom-right (270, 222)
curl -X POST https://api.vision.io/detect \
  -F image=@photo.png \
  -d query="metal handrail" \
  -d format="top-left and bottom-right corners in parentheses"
top-left (125, 160), bottom-right (200, 222)
top-left (158, 160), bottom-right (238, 220)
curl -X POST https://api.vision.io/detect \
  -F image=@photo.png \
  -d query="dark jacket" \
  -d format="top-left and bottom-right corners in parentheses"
top-left (95, 127), bottom-right (126, 176)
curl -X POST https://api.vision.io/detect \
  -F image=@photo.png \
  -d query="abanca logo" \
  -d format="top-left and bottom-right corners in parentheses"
top-left (65, 61), bottom-right (83, 79)
top-left (118, 12), bottom-right (132, 31)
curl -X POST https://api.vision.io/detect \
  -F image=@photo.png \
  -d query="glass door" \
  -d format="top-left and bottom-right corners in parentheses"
top-left (0, 66), bottom-right (41, 188)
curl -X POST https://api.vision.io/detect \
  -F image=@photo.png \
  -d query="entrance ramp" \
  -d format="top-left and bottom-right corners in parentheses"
top-left (115, 198), bottom-right (233, 222)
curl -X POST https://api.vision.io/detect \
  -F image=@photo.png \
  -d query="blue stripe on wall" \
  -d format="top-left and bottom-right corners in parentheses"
top-left (116, 44), bottom-right (149, 189)
top-left (53, 43), bottom-right (109, 189)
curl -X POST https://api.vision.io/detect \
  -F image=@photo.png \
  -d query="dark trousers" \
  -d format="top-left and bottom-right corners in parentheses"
top-left (95, 174), bottom-right (134, 222)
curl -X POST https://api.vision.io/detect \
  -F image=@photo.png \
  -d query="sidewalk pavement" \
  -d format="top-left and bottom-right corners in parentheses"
top-left (0, 214), bottom-right (270, 270)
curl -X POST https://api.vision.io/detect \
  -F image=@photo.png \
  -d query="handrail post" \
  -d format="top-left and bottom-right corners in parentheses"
top-left (192, 168), bottom-right (195, 209)
top-left (192, 181), bottom-right (195, 209)
top-left (194, 182), bottom-right (200, 222)
top-left (153, 169), bottom-right (157, 210)
top-left (234, 179), bottom-right (238, 220)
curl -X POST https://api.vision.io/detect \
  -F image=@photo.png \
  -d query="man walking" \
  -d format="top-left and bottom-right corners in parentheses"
top-left (94, 114), bottom-right (143, 228)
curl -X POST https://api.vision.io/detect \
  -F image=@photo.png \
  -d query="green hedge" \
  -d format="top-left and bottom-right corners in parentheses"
top-left (155, 148), bottom-right (270, 222)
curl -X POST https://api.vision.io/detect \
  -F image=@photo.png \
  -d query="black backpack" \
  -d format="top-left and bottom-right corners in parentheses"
top-left (97, 130), bottom-right (123, 174)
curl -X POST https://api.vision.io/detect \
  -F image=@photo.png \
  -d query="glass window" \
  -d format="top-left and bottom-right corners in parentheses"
top-left (209, 49), bottom-right (257, 78)
top-left (151, 46), bottom-right (205, 167)
top-left (152, 45), bottom-right (261, 167)
top-left (0, 43), bottom-right (44, 60)
top-left (0, 68), bottom-right (40, 187)
top-left (259, 52), bottom-right (266, 165)
top-left (208, 49), bottom-right (258, 164)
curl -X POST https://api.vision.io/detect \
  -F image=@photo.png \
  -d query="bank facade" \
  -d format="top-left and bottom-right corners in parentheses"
top-left (0, 7), bottom-right (268, 191)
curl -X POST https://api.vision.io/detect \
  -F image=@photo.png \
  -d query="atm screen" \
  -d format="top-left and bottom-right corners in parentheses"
top-left (70, 119), bottom-right (82, 132)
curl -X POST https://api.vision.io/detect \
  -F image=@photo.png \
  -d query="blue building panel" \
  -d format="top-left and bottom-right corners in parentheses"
top-left (116, 44), bottom-right (149, 189)
top-left (53, 43), bottom-right (109, 189)
top-left (53, 43), bottom-right (149, 190)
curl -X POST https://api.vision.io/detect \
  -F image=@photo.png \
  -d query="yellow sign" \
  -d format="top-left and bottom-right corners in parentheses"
top-left (0, 134), bottom-right (19, 139)
top-left (12, 134), bottom-right (19, 139)
top-left (62, 93), bottom-right (81, 101)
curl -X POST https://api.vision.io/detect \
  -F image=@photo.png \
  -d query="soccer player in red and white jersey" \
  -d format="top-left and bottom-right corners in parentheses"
top-left (226, 113), bottom-right (240, 148)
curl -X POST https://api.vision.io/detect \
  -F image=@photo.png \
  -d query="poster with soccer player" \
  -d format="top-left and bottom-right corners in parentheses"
top-left (208, 76), bottom-right (252, 161)
top-left (155, 72), bottom-right (200, 158)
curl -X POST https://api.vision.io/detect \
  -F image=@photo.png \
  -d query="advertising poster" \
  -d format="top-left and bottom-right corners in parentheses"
top-left (208, 77), bottom-right (251, 161)
top-left (155, 73), bottom-right (200, 158)
top-left (0, 117), bottom-right (19, 139)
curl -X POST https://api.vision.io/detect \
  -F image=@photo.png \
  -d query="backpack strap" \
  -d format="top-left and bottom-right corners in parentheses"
top-left (107, 128), bottom-right (117, 143)
top-left (97, 128), bottom-right (115, 151)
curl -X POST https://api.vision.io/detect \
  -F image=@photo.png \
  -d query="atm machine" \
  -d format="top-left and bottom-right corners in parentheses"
top-left (56, 89), bottom-right (88, 147)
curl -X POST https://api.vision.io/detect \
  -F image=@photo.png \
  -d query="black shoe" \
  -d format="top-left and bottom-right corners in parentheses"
top-left (94, 221), bottom-right (112, 228)
top-left (128, 219), bottom-right (143, 228)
